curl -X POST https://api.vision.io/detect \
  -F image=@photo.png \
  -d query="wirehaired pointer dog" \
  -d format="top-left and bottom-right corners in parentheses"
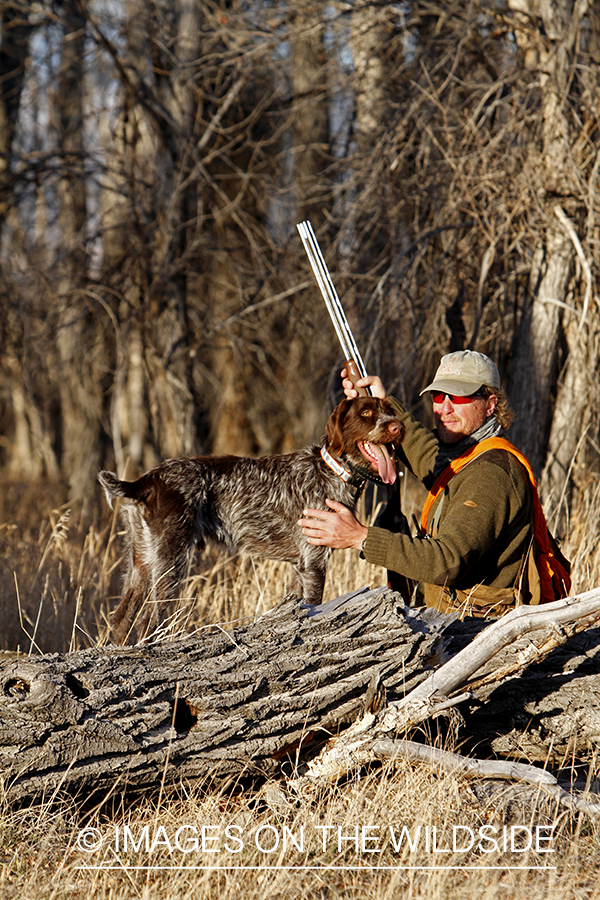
top-left (99, 396), bottom-right (403, 643)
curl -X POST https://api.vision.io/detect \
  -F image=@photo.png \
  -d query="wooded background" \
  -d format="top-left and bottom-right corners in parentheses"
top-left (1, 0), bottom-right (599, 545)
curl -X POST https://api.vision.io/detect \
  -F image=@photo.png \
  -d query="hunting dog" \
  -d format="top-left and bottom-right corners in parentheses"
top-left (99, 396), bottom-right (403, 643)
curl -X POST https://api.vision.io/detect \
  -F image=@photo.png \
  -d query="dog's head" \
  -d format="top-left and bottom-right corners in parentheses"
top-left (325, 397), bottom-right (404, 484)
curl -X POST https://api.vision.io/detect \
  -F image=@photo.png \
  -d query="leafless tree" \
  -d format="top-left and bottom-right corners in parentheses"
top-left (0, 0), bottom-right (597, 568)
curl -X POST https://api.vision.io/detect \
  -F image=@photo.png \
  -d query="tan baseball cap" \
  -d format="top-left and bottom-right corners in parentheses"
top-left (420, 350), bottom-right (501, 397)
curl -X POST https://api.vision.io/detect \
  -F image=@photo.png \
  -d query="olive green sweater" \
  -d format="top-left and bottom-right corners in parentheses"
top-left (362, 398), bottom-right (533, 591)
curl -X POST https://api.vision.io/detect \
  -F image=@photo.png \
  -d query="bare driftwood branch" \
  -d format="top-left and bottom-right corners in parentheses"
top-left (382, 589), bottom-right (600, 729)
top-left (373, 740), bottom-right (600, 818)
top-left (293, 589), bottom-right (600, 789)
top-left (373, 739), bottom-right (558, 785)
top-left (1, 586), bottom-right (600, 810)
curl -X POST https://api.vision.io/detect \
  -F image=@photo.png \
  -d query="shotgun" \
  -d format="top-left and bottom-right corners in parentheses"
top-left (298, 223), bottom-right (416, 599)
top-left (297, 220), bottom-right (372, 397)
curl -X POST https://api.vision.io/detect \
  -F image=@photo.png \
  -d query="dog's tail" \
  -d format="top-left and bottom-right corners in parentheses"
top-left (98, 470), bottom-right (147, 508)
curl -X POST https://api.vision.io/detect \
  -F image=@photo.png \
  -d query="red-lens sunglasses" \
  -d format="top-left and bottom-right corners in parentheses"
top-left (431, 391), bottom-right (485, 405)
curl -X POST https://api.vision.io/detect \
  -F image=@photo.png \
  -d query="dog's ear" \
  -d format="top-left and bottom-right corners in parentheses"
top-left (325, 399), bottom-right (353, 457)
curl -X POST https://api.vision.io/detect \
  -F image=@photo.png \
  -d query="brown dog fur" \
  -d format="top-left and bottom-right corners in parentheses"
top-left (99, 396), bottom-right (403, 643)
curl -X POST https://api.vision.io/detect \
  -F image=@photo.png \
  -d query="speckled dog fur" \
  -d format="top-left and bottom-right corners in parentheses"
top-left (99, 396), bottom-right (403, 643)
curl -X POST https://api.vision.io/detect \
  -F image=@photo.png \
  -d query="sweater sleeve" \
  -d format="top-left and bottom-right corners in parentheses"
top-left (362, 453), bottom-right (531, 588)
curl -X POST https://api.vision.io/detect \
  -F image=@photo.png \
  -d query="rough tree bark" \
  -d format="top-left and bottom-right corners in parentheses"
top-left (1, 586), bottom-right (599, 807)
top-left (55, 0), bottom-right (104, 502)
top-left (0, 2), bottom-right (32, 229)
top-left (507, 0), bottom-right (592, 484)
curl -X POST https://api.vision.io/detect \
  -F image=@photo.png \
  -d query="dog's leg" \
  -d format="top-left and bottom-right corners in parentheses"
top-left (110, 504), bottom-right (158, 644)
top-left (125, 548), bottom-right (193, 643)
top-left (293, 550), bottom-right (329, 604)
top-left (139, 548), bottom-right (192, 640)
top-left (112, 582), bottom-right (146, 645)
top-left (108, 500), bottom-right (190, 643)
top-left (113, 551), bottom-right (191, 643)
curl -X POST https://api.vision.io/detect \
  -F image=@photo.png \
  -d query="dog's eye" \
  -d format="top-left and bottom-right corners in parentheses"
top-left (360, 410), bottom-right (373, 417)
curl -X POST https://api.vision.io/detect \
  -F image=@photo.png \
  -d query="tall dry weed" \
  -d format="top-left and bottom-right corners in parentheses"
top-left (0, 754), bottom-right (598, 899)
top-left (0, 480), bottom-right (600, 897)
top-left (0, 472), bottom-right (598, 654)
top-left (563, 475), bottom-right (600, 594)
top-left (0, 483), bottom-right (121, 653)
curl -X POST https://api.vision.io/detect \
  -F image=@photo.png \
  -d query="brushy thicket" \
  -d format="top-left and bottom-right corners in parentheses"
top-left (0, 483), bottom-right (599, 899)
top-left (2, 471), bottom-right (598, 658)
top-left (1, 2), bottom-right (600, 894)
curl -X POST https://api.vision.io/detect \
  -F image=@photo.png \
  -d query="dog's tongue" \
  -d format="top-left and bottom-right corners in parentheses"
top-left (358, 441), bottom-right (397, 485)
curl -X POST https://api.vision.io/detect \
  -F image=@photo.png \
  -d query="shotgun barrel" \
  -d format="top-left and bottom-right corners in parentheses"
top-left (297, 220), bottom-right (372, 397)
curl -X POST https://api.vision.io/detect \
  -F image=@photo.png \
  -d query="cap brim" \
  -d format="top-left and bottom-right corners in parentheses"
top-left (419, 378), bottom-right (483, 397)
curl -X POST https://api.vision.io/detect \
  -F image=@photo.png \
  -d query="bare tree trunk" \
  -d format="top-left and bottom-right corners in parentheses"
top-left (210, 332), bottom-right (258, 456)
top-left (0, 4), bottom-right (32, 227)
top-left (337, 3), bottom-right (398, 377)
top-left (6, 355), bottom-right (59, 479)
top-left (142, 0), bottom-right (202, 459)
top-left (541, 303), bottom-right (595, 539)
top-left (98, 0), bottom-right (156, 473)
top-left (538, 202), bottom-right (599, 540)
top-left (54, 0), bottom-right (104, 501)
top-left (507, 0), bottom-right (590, 481)
top-left (289, 4), bottom-right (329, 223)
top-left (0, 8), bottom-right (38, 479)
top-left (0, 589), bottom-right (436, 803)
top-left (507, 228), bottom-right (571, 477)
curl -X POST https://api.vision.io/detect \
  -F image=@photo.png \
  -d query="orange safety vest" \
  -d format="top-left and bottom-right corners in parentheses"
top-left (420, 437), bottom-right (571, 604)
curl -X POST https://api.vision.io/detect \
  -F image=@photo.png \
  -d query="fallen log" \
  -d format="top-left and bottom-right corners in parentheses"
top-left (0, 587), bottom-right (438, 804)
top-left (0, 586), bottom-right (599, 806)
top-left (296, 588), bottom-right (600, 790)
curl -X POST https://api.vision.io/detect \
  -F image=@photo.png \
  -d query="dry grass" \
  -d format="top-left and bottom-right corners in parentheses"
top-left (563, 475), bottom-right (600, 596)
top-left (1, 484), bottom-right (600, 898)
top-left (1, 757), bottom-right (599, 899)
top-left (0, 484), bottom-right (393, 655)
